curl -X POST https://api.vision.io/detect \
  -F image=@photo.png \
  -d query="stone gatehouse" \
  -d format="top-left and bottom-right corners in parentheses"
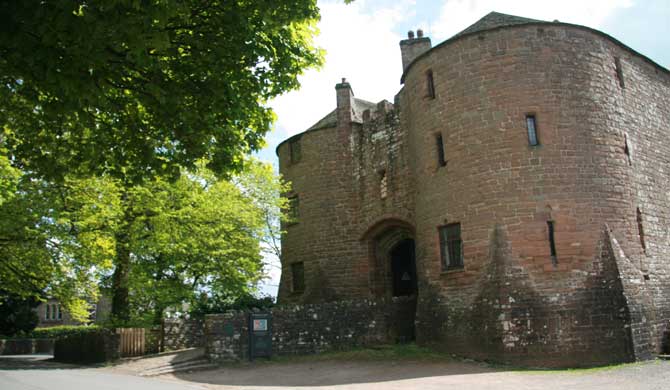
top-left (275, 12), bottom-right (670, 367)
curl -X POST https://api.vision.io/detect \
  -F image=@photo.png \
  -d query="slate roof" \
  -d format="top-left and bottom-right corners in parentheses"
top-left (453, 11), bottom-right (542, 38)
top-left (307, 98), bottom-right (378, 131)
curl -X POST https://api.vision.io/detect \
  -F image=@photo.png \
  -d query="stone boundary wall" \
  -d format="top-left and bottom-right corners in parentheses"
top-left (0, 339), bottom-right (54, 355)
top-left (206, 297), bottom-right (414, 362)
top-left (163, 319), bottom-right (204, 351)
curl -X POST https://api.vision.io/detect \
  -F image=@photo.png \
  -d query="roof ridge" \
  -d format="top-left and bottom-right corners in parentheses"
top-left (453, 11), bottom-right (543, 38)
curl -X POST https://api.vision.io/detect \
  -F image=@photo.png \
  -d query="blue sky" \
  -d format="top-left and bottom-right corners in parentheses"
top-left (257, 0), bottom-right (669, 296)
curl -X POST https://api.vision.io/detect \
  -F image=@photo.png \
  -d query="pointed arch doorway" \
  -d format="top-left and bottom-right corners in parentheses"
top-left (363, 219), bottom-right (418, 342)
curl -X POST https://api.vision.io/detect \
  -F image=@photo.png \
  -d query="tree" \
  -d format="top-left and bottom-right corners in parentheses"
top-left (0, 0), bottom-right (323, 182)
top-left (0, 173), bottom-right (120, 322)
top-left (125, 160), bottom-right (284, 325)
top-left (0, 291), bottom-right (40, 336)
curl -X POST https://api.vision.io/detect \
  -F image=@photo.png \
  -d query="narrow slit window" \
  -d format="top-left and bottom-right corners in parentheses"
top-left (436, 133), bottom-right (447, 167)
top-left (426, 70), bottom-right (435, 99)
top-left (526, 115), bottom-right (539, 146)
top-left (614, 57), bottom-right (625, 89)
top-left (287, 195), bottom-right (299, 224)
top-left (439, 223), bottom-right (463, 270)
top-left (637, 208), bottom-right (646, 254)
top-left (547, 220), bottom-right (557, 264)
top-left (624, 133), bottom-right (632, 165)
top-left (289, 139), bottom-right (302, 164)
top-left (291, 262), bottom-right (305, 293)
top-left (380, 171), bottom-right (388, 199)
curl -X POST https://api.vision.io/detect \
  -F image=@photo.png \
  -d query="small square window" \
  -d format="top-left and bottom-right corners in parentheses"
top-left (439, 223), bottom-right (463, 270)
top-left (289, 139), bottom-right (302, 164)
top-left (287, 195), bottom-right (299, 223)
top-left (291, 262), bottom-right (305, 293)
top-left (526, 115), bottom-right (539, 146)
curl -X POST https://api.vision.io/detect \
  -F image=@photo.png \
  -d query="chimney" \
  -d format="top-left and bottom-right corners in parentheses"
top-left (400, 29), bottom-right (431, 72)
top-left (335, 77), bottom-right (354, 124)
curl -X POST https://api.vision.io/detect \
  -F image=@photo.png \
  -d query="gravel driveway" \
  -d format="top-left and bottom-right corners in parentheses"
top-left (160, 358), bottom-right (669, 390)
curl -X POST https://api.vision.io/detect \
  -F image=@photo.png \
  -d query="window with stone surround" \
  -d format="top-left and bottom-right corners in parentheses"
top-left (426, 70), bottom-right (435, 99)
top-left (547, 220), bottom-right (558, 265)
top-left (287, 195), bottom-right (299, 224)
top-left (289, 138), bottom-right (302, 164)
top-left (637, 207), bottom-right (646, 254)
top-left (614, 57), bottom-right (625, 89)
top-left (439, 223), bottom-right (463, 271)
top-left (526, 115), bottom-right (539, 146)
top-left (436, 133), bottom-right (447, 167)
top-left (380, 171), bottom-right (388, 199)
top-left (291, 262), bottom-right (305, 293)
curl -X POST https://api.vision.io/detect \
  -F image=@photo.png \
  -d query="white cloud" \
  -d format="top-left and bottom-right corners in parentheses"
top-left (269, 0), bottom-right (416, 139)
top-left (430, 0), bottom-right (634, 42)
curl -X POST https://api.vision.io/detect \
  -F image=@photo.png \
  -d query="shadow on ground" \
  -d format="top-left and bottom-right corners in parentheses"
top-left (0, 355), bottom-right (87, 370)
top-left (171, 358), bottom-right (497, 387)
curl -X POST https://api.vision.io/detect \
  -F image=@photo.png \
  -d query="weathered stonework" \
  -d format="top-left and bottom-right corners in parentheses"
top-left (163, 319), bottom-right (204, 351)
top-left (205, 298), bottom-right (414, 362)
top-left (276, 12), bottom-right (670, 367)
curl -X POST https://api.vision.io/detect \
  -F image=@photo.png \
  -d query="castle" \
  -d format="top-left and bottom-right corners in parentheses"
top-left (275, 12), bottom-right (670, 367)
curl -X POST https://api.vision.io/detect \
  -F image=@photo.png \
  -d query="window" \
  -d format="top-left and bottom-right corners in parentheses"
top-left (526, 115), bottom-right (539, 146)
top-left (45, 304), bottom-right (50, 320)
top-left (614, 57), bottom-right (625, 89)
top-left (439, 223), bottom-right (463, 270)
top-left (436, 133), bottom-right (447, 167)
top-left (624, 133), bottom-right (632, 165)
top-left (426, 70), bottom-right (435, 99)
top-left (637, 207), bottom-right (646, 254)
top-left (291, 262), bottom-right (305, 293)
top-left (547, 220), bottom-right (557, 265)
top-left (380, 171), bottom-right (388, 199)
top-left (287, 195), bottom-right (299, 223)
top-left (289, 139), bottom-right (302, 164)
top-left (57, 304), bottom-right (62, 320)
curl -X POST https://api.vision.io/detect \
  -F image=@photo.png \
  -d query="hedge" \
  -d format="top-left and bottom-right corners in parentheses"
top-left (53, 328), bottom-right (119, 364)
top-left (27, 325), bottom-right (102, 340)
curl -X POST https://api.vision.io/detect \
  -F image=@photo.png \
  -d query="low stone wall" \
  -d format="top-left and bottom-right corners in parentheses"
top-left (163, 319), bottom-right (204, 351)
top-left (206, 297), bottom-right (414, 362)
top-left (0, 339), bottom-right (54, 355)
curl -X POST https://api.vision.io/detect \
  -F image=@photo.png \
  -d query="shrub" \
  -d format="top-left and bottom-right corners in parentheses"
top-left (53, 328), bottom-right (119, 364)
top-left (24, 325), bottom-right (102, 340)
top-left (0, 293), bottom-right (40, 337)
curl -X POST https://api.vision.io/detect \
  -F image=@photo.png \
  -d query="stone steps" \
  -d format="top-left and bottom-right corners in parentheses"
top-left (139, 357), bottom-right (216, 376)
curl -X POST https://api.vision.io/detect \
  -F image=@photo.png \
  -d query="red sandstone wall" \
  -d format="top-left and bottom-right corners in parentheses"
top-left (402, 23), bottom-right (669, 366)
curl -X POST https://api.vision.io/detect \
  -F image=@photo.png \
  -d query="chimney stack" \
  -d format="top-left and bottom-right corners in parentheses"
top-left (399, 28), bottom-right (431, 72)
top-left (335, 77), bottom-right (354, 124)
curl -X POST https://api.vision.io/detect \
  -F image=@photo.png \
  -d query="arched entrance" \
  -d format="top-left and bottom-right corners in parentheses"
top-left (361, 219), bottom-right (418, 342)
top-left (391, 239), bottom-right (417, 297)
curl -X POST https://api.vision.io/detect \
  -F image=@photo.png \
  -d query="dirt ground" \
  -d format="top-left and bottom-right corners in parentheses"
top-left (159, 358), bottom-right (669, 390)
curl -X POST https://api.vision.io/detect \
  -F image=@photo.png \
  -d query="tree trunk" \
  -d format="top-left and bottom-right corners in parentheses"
top-left (111, 228), bottom-right (131, 323)
top-left (111, 190), bottom-right (132, 323)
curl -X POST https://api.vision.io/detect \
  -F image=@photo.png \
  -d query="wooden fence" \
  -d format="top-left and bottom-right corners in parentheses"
top-left (117, 328), bottom-right (146, 357)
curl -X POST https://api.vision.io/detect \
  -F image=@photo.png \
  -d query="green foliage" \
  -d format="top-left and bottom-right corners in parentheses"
top-left (126, 160), bottom-right (281, 324)
top-left (0, 173), bottom-right (121, 321)
top-left (189, 292), bottom-right (275, 319)
top-left (0, 292), bottom-right (40, 337)
top-left (24, 325), bottom-right (102, 340)
top-left (53, 328), bottom-right (118, 364)
top-left (0, 0), bottom-right (323, 181)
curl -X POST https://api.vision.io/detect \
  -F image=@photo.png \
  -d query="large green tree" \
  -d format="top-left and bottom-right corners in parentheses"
top-left (126, 160), bottom-right (281, 324)
top-left (0, 0), bottom-right (322, 181)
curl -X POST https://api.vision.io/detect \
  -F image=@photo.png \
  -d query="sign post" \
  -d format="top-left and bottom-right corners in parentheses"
top-left (248, 312), bottom-right (272, 360)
